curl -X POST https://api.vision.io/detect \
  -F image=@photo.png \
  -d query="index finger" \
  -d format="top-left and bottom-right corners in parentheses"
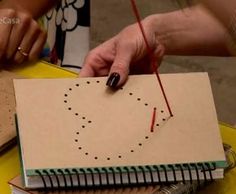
top-left (79, 63), bottom-right (96, 77)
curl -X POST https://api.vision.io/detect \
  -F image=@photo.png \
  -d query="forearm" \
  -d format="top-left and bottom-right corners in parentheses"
top-left (0, 0), bottom-right (58, 19)
top-left (145, 5), bottom-right (230, 56)
top-left (201, 0), bottom-right (236, 54)
top-left (201, 0), bottom-right (236, 29)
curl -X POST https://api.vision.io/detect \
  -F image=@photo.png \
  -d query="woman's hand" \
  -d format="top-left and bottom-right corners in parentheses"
top-left (80, 5), bottom-right (229, 88)
top-left (0, 8), bottom-right (47, 66)
top-left (80, 16), bottom-right (165, 88)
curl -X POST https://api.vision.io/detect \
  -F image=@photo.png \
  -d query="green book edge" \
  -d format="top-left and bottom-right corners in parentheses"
top-left (15, 114), bottom-right (26, 187)
top-left (25, 160), bottom-right (227, 176)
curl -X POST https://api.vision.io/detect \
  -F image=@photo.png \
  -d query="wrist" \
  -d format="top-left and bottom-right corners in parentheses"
top-left (143, 6), bottom-right (231, 56)
top-left (142, 10), bottom-right (192, 54)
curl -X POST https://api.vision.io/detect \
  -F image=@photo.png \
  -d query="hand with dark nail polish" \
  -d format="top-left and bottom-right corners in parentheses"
top-left (106, 73), bottom-right (120, 88)
top-left (79, 16), bottom-right (165, 86)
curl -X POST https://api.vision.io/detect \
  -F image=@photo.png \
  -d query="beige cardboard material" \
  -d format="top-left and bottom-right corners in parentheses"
top-left (14, 73), bottom-right (225, 170)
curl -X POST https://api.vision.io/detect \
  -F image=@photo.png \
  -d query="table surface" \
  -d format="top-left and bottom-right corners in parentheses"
top-left (0, 61), bottom-right (235, 194)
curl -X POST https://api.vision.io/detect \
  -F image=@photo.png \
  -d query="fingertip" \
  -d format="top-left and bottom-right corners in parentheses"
top-left (79, 65), bottom-right (95, 78)
top-left (106, 68), bottom-right (129, 89)
top-left (106, 72), bottom-right (121, 88)
top-left (106, 58), bottom-right (130, 88)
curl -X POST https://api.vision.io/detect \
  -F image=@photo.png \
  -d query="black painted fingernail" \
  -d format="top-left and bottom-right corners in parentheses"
top-left (106, 73), bottom-right (120, 88)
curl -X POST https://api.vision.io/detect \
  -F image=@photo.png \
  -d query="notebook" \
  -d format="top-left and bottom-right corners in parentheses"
top-left (13, 72), bottom-right (227, 189)
top-left (0, 70), bottom-right (21, 152)
top-left (8, 143), bottom-right (236, 194)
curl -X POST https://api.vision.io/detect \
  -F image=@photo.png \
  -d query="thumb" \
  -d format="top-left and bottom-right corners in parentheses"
top-left (106, 42), bottom-right (133, 88)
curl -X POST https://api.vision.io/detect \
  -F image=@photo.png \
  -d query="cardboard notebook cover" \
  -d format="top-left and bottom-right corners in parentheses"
top-left (0, 70), bottom-right (21, 151)
top-left (13, 72), bottom-right (226, 187)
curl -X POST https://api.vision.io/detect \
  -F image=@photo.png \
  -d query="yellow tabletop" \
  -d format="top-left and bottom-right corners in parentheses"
top-left (0, 62), bottom-right (235, 194)
top-left (0, 146), bottom-right (20, 194)
top-left (7, 60), bottom-right (78, 78)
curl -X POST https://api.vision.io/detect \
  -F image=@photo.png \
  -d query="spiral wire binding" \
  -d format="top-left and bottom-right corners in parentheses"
top-left (80, 168), bottom-right (88, 187)
top-left (131, 166), bottom-right (139, 183)
top-left (176, 164), bottom-right (186, 184)
top-left (139, 166), bottom-right (147, 184)
top-left (205, 163), bottom-right (214, 181)
top-left (198, 163), bottom-right (207, 186)
top-left (156, 144), bottom-right (236, 194)
top-left (57, 169), bottom-right (68, 188)
top-left (34, 146), bottom-right (232, 191)
top-left (116, 167), bottom-right (123, 186)
top-left (43, 170), bottom-right (54, 188)
top-left (102, 167), bottom-right (110, 185)
top-left (124, 166), bottom-right (131, 184)
top-left (168, 165), bottom-right (177, 183)
top-left (93, 168), bottom-right (100, 186)
top-left (146, 165), bottom-right (154, 183)
top-left (50, 169), bottom-right (60, 188)
top-left (65, 168), bottom-right (74, 187)
top-left (87, 168), bottom-right (95, 186)
top-left (35, 170), bottom-right (47, 188)
top-left (72, 168), bottom-right (81, 187)
top-left (190, 163), bottom-right (200, 186)
top-left (35, 162), bottom-right (218, 190)
top-left (153, 165), bottom-right (162, 184)
top-left (109, 167), bottom-right (117, 186)
top-left (160, 165), bottom-right (169, 182)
